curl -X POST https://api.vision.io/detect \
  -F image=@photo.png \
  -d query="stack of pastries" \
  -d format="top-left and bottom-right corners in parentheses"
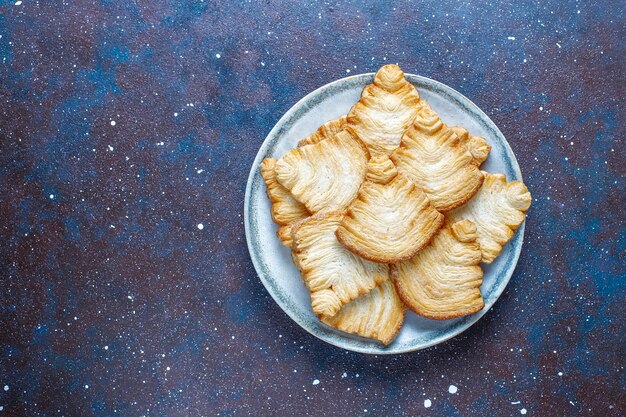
top-left (261, 65), bottom-right (531, 345)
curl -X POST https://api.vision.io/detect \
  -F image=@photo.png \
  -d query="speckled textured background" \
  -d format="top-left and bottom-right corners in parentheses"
top-left (1, 1), bottom-right (624, 416)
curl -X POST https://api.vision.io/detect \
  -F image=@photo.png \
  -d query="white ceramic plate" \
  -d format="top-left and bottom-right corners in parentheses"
top-left (244, 73), bottom-right (525, 354)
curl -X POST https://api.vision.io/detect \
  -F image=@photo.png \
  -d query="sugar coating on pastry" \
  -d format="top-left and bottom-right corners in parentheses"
top-left (320, 280), bottom-right (406, 345)
top-left (450, 126), bottom-right (491, 166)
top-left (336, 156), bottom-right (444, 263)
top-left (292, 212), bottom-right (389, 318)
top-left (275, 130), bottom-right (369, 213)
top-left (391, 219), bottom-right (484, 320)
top-left (260, 158), bottom-right (310, 247)
top-left (298, 116), bottom-right (348, 147)
top-left (347, 64), bottom-right (426, 156)
top-left (391, 106), bottom-right (485, 212)
top-left (448, 172), bottom-right (531, 263)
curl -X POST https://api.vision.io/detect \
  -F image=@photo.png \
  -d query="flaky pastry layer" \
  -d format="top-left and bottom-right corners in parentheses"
top-left (275, 130), bottom-right (369, 213)
top-left (260, 158), bottom-right (310, 246)
top-left (450, 126), bottom-right (491, 166)
top-left (347, 64), bottom-right (426, 156)
top-left (321, 280), bottom-right (406, 345)
top-left (292, 212), bottom-right (389, 318)
top-left (448, 172), bottom-right (531, 263)
top-left (392, 219), bottom-right (484, 320)
top-left (391, 106), bottom-right (485, 212)
top-left (336, 158), bottom-right (444, 263)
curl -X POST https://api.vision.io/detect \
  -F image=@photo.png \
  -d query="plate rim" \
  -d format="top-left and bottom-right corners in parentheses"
top-left (244, 72), bottom-right (525, 354)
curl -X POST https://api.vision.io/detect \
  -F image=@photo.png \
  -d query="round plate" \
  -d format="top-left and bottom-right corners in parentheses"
top-left (244, 73), bottom-right (525, 354)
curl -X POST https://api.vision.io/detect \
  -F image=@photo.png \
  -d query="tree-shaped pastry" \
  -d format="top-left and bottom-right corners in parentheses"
top-left (450, 126), bottom-right (491, 166)
top-left (347, 64), bottom-right (426, 156)
top-left (390, 106), bottom-right (485, 212)
top-left (336, 155), bottom-right (444, 263)
top-left (292, 212), bottom-right (389, 318)
top-left (320, 280), bottom-right (406, 345)
top-left (298, 116), bottom-right (347, 147)
top-left (391, 219), bottom-right (484, 320)
top-left (260, 158), bottom-right (310, 247)
top-left (275, 130), bottom-right (369, 213)
top-left (448, 172), bottom-right (531, 263)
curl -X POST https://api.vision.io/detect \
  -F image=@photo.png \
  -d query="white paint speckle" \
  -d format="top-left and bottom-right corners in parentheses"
top-left (15, 1), bottom-right (22, 5)
top-left (556, 42), bottom-right (562, 48)
top-left (197, 223), bottom-right (204, 230)
top-left (49, 194), bottom-right (54, 199)
top-left (521, 409), bottom-right (527, 415)
top-left (110, 120), bottom-right (116, 126)
top-left (424, 399), bottom-right (432, 408)
top-left (341, 372), bottom-right (347, 378)
top-left (312, 379), bottom-right (320, 385)
top-left (104, 346), bottom-right (108, 350)
top-left (558, 371), bottom-right (563, 376)
top-left (166, 366), bottom-right (170, 371)
top-left (448, 384), bottom-right (458, 394)
top-left (3, 386), bottom-right (7, 392)
top-left (174, 112), bottom-right (178, 117)
top-left (84, 385), bottom-right (89, 389)
top-left (0, 405), bottom-right (4, 411)
top-left (508, 36), bottom-right (516, 40)
top-left (215, 53), bottom-right (221, 59)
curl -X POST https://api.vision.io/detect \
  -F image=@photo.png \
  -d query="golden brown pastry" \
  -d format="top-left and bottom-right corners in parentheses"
top-left (320, 280), bottom-right (406, 345)
top-left (347, 64), bottom-right (426, 156)
top-left (298, 116), bottom-right (348, 147)
top-left (260, 158), bottom-right (310, 247)
top-left (448, 172), bottom-right (531, 263)
top-left (392, 219), bottom-right (484, 320)
top-left (336, 155), bottom-right (444, 263)
top-left (364, 153), bottom-right (398, 185)
top-left (291, 212), bottom-right (389, 318)
top-left (450, 126), bottom-right (491, 166)
top-left (275, 130), bottom-right (369, 213)
top-left (390, 106), bottom-right (485, 212)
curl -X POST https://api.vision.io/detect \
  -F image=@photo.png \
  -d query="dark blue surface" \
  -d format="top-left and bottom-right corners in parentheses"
top-left (1, 1), bottom-right (624, 416)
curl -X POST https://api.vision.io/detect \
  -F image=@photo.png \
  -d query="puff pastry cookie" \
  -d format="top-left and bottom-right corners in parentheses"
top-left (448, 172), bottom-right (531, 263)
top-left (450, 126), bottom-right (491, 166)
top-left (347, 64), bottom-right (425, 156)
top-left (321, 280), bottom-right (406, 345)
top-left (336, 155), bottom-right (444, 263)
top-left (391, 106), bottom-right (485, 212)
top-left (392, 219), bottom-right (484, 320)
top-left (260, 158), bottom-right (310, 247)
top-left (298, 116), bottom-right (348, 147)
top-left (275, 130), bottom-right (369, 213)
top-left (292, 212), bottom-right (389, 317)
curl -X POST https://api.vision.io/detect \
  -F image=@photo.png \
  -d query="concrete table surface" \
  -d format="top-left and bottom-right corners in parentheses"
top-left (1, 1), bottom-right (623, 416)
